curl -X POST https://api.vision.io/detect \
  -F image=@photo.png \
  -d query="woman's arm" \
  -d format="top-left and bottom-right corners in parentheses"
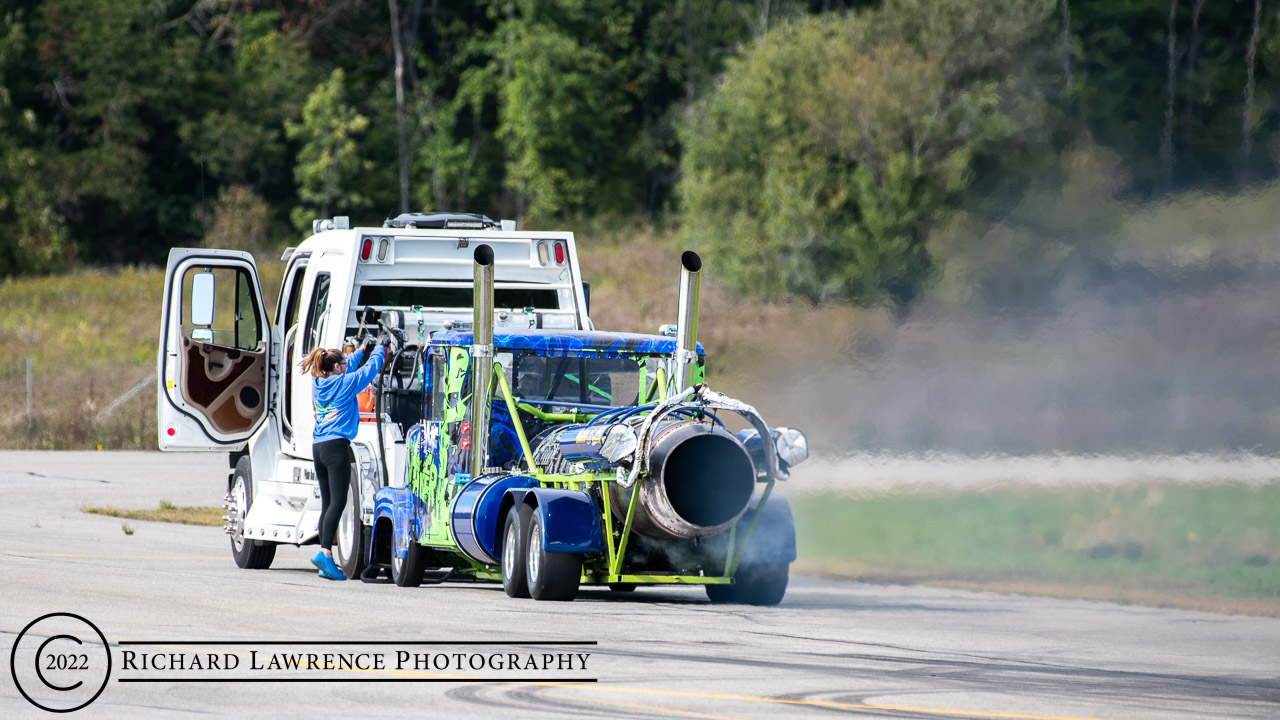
top-left (328, 346), bottom-right (387, 399)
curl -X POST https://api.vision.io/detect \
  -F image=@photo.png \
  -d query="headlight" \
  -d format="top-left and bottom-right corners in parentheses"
top-left (600, 424), bottom-right (639, 463)
top-left (772, 427), bottom-right (808, 467)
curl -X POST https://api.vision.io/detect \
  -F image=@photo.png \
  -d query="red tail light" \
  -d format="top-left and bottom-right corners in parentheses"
top-left (360, 237), bottom-right (372, 261)
top-left (554, 241), bottom-right (566, 265)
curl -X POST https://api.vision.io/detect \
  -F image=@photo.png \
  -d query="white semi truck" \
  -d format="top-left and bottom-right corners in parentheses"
top-left (156, 213), bottom-right (591, 577)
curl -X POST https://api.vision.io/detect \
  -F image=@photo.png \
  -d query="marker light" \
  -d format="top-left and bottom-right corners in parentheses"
top-left (554, 241), bottom-right (565, 265)
top-left (167, 428), bottom-right (176, 436)
top-left (377, 238), bottom-right (390, 262)
top-left (536, 241), bottom-right (550, 266)
top-left (360, 237), bottom-right (373, 261)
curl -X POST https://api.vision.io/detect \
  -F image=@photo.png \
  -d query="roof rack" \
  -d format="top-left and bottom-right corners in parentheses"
top-left (384, 212), bottom-right (499, 230)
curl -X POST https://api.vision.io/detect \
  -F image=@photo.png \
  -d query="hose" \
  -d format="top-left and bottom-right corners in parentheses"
top-left (374, 342), bottom-right (419, 489)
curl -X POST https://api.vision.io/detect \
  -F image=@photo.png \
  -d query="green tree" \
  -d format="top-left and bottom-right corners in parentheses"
top-left (180, 10), bottom-right (315, 198)
top-left (678, 0), bottom-right (1063, 305)
top-left (286, 69), bottom-right (372, 229)
top-left (0, 10), bottom-right (69, 276)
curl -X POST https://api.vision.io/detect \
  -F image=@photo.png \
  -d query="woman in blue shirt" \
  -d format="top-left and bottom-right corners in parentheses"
top-left (300, 337), bottom-right (386, 580)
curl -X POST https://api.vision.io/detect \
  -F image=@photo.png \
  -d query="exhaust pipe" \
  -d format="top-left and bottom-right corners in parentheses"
top-left (470, 244), bottom-right (495, 479)
top-left (673, 251), bottom-right (702, 391)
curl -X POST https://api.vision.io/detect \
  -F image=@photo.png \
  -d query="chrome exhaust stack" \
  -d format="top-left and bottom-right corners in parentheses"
top-left (469, 244), bottom-right (495, 479)
top-left (673, 251), bottom-right (702, 392)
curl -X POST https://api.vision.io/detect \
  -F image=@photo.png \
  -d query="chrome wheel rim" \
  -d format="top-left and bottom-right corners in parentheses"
top-left (503, 521), bottom-right (518, 580)
top-left (527, 521), bottom-right (542, 585)
top-left (230, 474), bottom-right (248, 552)
top-left (336, 493), bottom-right (356, 565)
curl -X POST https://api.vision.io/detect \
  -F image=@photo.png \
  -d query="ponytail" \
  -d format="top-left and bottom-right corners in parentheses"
top-left (301, 348), bottom-right (345, 378)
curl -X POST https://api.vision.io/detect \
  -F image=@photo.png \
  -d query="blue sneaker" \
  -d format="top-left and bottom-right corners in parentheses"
top-left (310, 551), bottom-right (325, 571)
top-left (316, 553), bottom-right (347, 581)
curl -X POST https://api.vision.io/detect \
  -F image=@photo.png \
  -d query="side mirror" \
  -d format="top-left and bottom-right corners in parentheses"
top-left (191, 272), bottom-right (215, 326)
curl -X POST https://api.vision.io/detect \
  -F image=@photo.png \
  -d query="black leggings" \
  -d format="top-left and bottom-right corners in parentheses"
top-left (313, 439), bottom-right (352, 551)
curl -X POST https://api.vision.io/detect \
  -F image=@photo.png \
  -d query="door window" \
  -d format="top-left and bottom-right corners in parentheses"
top-left (302, 272), bottom-right (331, 352)
top-left (277, 260), bottom-right (308, 329)
top-left (181, 266), bottom-right (262, 350)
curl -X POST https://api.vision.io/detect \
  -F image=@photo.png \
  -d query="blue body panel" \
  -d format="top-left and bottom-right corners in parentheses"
top-left (738, 494), bottom-right (797, 565)
top-left (371, 486), bottom-right (420, 564)
top-left (504, 488), bottom-right (605, 553)
top-left (451, 473), bottom-right (539, 564)
top-left (430, 329), bottom-right (704, 358)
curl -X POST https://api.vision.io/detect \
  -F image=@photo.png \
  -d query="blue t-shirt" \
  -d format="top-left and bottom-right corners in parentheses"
top-left (312, 347), bottom-right (386, 444)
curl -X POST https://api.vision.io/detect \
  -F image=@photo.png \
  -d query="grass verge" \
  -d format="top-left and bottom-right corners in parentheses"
top-left (82, 500), bottom-right (224, 527)
top-left (792, 484), bottom-right (1280, 616)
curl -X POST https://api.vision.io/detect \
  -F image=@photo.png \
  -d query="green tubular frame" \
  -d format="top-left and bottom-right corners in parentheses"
top-left (485, 359), bottom-right (772, 587)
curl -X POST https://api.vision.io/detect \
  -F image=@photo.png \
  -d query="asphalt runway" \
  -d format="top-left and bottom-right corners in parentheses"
top-left (1, 451), bottom-right (1278, 719)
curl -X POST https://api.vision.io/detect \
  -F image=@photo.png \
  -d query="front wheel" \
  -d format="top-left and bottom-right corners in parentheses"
top-left (526, 510), bottom-right (580, 601)
top-left (393, 541), bottom-right (429, 588)
top-left (332, 464), bottom-right (369, 579)
top-left (706, 563), bottom-right (789, 606)
top-left (229, 456), bottom-right (276, 569)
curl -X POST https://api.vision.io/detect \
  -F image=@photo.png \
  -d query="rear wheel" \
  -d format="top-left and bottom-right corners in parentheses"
top-left (705, 563), bottom-right (789, 606)
top-left (526, 510), bottom-right (581, 601)
top-left (502, 505), bottom-right (531, 598)
top-left (332, 465), bottom-right (368, 579)
top-left (229, 457), bottom-right (276, 569)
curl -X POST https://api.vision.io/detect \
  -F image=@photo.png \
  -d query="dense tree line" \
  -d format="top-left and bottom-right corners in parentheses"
top-left (1, 0), bottom-right (1278, 306)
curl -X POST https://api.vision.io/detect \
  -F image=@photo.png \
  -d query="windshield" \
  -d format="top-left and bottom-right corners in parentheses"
top-left (514, 356), bottom-right (641, 408)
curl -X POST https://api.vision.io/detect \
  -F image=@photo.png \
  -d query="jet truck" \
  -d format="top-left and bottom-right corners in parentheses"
top-left (157, 212), bottom-right (807, 604)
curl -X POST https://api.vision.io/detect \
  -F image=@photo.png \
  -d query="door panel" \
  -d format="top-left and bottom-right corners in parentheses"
top-left (157, 249), bottom-right (270, 450)
top-left (179, 338), bottom-right (267, 434)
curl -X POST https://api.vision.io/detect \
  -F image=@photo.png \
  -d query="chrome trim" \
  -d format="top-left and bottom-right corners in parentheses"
top-left (470, 245), bottom-right (495, 480)
top-left (673, 251), bottom-right (702, 391)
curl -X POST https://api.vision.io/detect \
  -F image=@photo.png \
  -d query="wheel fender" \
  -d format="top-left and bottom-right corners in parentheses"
top-left (737, 494), bottom-right (797, 565)
top-left (499, 488), bottom-right (604, 554)
top-left (371, 486), bottom-right (414, 566)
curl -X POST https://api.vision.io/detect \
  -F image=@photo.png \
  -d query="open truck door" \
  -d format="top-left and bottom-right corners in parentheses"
top-left (157, 249), bottom-right (270, 450)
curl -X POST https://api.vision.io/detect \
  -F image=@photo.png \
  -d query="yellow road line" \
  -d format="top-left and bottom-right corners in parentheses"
top-left (541, 691), bottom-right (752, 720)
top-left (530, 684), bottom-right (1109, 720)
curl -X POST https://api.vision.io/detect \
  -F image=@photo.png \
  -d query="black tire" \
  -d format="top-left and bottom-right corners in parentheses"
top-left (229, 456), bottom-right (276, 570)
top-left (332, 464), bottom-right (369, 579)
top-left (526, 509), bottom-right (581, 601)
top-left (705, 563), bottom-right (789, 606)
top-left (502, 505), bottom-right (531, 598)
top-left (392, 541), bottom-right (428, 587)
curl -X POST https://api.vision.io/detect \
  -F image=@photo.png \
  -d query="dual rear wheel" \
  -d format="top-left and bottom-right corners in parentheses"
top-left (502, 505), bottom-right (581, 601)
